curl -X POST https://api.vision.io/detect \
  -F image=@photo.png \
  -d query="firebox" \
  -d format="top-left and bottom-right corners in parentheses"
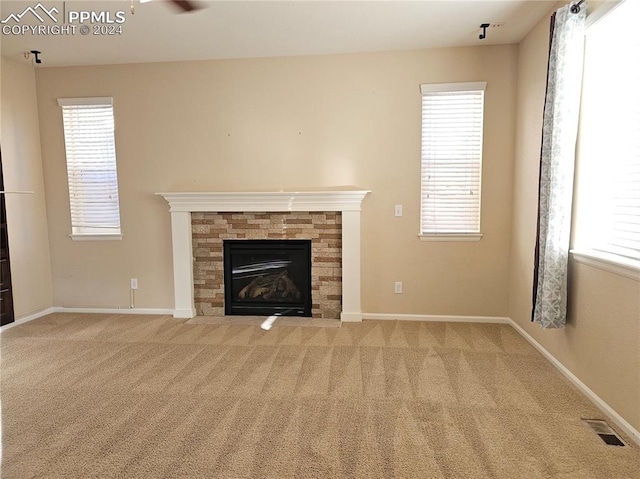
top-left (223, 239), bottom-right (312, 317)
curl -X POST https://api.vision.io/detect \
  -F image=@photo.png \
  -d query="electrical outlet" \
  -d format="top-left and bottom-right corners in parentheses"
top-left (394, 204), bottom-right (403, 217)
top-left (394, 281), bottom-right (403, 294)
top-left (130, 278), bottom-right (138, 290)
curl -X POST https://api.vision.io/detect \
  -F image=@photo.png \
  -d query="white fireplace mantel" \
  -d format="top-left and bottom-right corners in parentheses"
top-left (157, 188), bottom-right (370, 322)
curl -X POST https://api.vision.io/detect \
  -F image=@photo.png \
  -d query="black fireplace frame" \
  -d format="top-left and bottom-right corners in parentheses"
top-left (223, 239), bottom-right (312, 317)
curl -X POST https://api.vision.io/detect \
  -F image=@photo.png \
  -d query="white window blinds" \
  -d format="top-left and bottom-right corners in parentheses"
top-left (576, 0), bottom-right (640, 263)
top-left (58, 97), bottom-right (122, 238)
top-left (420, 82), bottom-right (486, 237)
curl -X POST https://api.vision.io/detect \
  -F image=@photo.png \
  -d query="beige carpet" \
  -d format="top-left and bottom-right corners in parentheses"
top-left (1, 313), bottom-right (639, 478)
top-left (187, 315), bottom-right (341, 328)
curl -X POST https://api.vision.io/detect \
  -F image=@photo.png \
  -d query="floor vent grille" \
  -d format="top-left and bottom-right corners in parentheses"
top-left (582, 419), bottom-right (626, 447)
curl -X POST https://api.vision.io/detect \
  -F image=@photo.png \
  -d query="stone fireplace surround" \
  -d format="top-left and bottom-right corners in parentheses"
top-left (193, 212), bottom-right (340, 319)
top-left (158, 189), bottom-right (370, 322)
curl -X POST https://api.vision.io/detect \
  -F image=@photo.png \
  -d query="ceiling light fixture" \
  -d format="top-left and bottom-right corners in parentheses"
top-left (478, 23), bottom-right (490, 40)
top-left (30, 50), bottom-right (42, 64)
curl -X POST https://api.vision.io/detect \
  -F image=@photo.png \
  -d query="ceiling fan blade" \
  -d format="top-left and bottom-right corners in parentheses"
top-left (171, 0), bottom-right (199, 13)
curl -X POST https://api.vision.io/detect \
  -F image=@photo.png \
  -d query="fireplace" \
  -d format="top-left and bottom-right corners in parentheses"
top-left (223, 239), bottom-right (312, 317)
top-left (157, 189), bottom-right (370, 321)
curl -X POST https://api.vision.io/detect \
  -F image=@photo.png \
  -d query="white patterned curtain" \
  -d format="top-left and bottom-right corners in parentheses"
top-left (533, 3), bottom-right (586, 329)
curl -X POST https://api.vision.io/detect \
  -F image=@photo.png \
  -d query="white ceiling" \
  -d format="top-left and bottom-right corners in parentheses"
top-left (1, 1), bottom-right (555, 67)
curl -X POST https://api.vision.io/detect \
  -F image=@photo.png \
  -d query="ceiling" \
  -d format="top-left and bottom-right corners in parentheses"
top-left (0, 1), bottom-right (556, 67)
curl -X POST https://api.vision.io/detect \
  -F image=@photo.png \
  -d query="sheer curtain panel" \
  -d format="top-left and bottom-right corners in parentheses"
top-left (532, 4), bottom-right (586, 329)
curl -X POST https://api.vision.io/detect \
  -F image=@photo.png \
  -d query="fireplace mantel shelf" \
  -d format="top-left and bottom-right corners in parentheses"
top-left (157, 189), bottom-right (370, 213)
top-left (157, 188), bottom-right (370, 322)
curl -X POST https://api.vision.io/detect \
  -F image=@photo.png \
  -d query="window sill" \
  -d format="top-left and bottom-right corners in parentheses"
top-left (419, 233), bottom-right (483, 242)
top-left (570, 249), bottom-right (640, 281)
top-left (70, 234), bottom-right (123, 242)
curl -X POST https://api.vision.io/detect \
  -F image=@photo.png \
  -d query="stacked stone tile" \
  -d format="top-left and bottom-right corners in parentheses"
top-left (192, 212), bottom-right (342, 319)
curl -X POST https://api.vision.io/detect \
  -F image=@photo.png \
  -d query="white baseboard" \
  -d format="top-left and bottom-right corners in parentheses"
top-left (0, 307), bottom-right (57, 332)
top-left (173, 308), bottom-right (197, 319)
top-left (508, 318), bottom-right (640, 446)
top-left (340, 312), bottom-right (363, 322)
top-left (52, 307), bottom-right (174, 315)
top-left (363, 313), bottom-right (511, 324)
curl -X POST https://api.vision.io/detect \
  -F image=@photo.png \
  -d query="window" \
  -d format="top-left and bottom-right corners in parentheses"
top-left (58, 97), bottom-right (122, 240)
top-left (419, 82), bottom-right (486, 241)
top-left (573, 0), bottom-right (640, 276)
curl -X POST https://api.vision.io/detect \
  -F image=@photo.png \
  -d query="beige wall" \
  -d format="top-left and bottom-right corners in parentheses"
top-left (509, 3), bottom-right (640, 433)
top-left (1, 58), bottom-right (53, 318)
top-left (35, 45), bottom-right (518, 315)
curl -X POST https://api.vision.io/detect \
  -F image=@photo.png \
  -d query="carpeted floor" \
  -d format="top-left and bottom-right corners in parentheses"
top-left (1, 313), bottom-right (639, 478)
top-left (186, 315), bottom-right (342, 328)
